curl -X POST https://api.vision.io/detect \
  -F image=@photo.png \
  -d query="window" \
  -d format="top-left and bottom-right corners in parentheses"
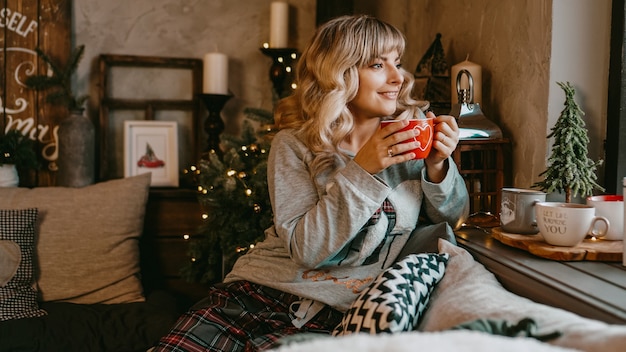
top-left (605, 0), bottom-right (626, 194)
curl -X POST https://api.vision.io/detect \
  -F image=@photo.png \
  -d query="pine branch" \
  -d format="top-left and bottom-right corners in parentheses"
top-left (65, 45), bottom-right (85, 81)
top-left (33, 47), bottom-right (64, 80)
top-left (25, 45), bottom-right (88, 111)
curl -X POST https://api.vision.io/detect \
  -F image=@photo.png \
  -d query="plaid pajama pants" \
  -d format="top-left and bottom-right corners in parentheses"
top-left (154, 280), bottom-right (343, 352)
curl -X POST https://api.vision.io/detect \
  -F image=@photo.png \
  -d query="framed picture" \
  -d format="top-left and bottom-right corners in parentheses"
top-left (124, 120), bottom-right (179, 187)
top-left (98, 54), bottom-right (203, 182)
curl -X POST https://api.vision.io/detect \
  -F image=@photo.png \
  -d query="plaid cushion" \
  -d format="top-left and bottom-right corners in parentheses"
top-left (0, 208), bottom-right (46, 321)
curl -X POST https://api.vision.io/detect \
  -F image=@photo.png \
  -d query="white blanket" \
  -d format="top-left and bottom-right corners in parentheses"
top-left (271, 239), bottom-right (626, 351)
top-left (271, 330), bottom-right (579, 352)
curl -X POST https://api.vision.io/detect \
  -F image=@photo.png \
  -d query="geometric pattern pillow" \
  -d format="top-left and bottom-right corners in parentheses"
top-left (332, 252), bottom-right (449, 335)
top-left (0, 208), bottom-right (47, 321)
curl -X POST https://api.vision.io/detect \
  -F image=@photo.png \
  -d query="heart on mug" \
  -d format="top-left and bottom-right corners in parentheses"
top-left (379, 117), bottom-right (435, 159)
top-left (412, 123), bottom-right (433, 152)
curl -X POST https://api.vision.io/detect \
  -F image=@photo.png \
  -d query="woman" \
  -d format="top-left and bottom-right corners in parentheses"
top-left (156, 15), bottom-right (469, 352)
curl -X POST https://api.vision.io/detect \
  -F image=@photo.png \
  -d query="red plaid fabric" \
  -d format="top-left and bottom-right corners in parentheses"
top-left (154, 281), bottom-right (342, 352)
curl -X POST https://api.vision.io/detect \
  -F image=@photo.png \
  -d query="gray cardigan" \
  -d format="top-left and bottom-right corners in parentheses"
top-left (225, 128), bottom-right (469, 316)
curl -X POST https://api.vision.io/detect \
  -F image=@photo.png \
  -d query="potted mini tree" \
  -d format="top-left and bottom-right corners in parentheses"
top-left (0, 129), bottom-right (39, 187)
top-left (533, 81), bottom-right (604, 202)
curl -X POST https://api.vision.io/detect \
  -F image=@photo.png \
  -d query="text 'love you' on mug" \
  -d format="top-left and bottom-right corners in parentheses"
top-left (535, 202), bottom-right (610, 247)
top-left (380, 118), bottom-right (434, 159)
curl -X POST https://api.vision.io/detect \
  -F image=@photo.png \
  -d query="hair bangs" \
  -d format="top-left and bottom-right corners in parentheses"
top-left (357, 18), bottom-right (406, 67)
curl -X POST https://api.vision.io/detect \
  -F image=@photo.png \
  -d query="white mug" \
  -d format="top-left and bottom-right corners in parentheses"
top-left (535, 202), bottom-right (609, 247)
top-left (500, 188), bottom-right (546, 234)
top-left (586, 195), bottom-right (623, 240)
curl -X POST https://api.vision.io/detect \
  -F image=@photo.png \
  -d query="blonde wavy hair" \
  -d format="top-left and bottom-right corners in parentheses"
top-left (274, 15), bottom-right (424, 175)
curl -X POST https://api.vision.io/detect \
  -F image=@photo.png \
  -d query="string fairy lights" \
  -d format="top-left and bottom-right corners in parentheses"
top-left (180, 108), bottom-right (275, 284)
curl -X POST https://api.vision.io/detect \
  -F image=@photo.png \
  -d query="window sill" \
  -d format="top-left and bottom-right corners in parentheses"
top-left (455, 227), bottom-right (626, 324)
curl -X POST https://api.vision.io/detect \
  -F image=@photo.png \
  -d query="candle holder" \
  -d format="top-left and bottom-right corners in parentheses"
top-left (198, 93), bottom-right (232, 158)
top-left (260, 47), bottom-right (298, 98)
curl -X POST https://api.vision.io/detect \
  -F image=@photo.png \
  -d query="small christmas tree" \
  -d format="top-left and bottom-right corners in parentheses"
top-left (181, 107), bottom-right (276, 284)
top-left (534, 81), bottom-right (603, 202)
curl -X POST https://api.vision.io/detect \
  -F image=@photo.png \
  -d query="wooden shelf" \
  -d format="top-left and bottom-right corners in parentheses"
top-left (453, 138), bottom-right (509, 218)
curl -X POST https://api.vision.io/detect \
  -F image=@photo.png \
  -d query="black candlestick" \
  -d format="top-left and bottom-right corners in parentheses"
top-left (260, 47), bottom-right (298, 98)
top-left (198, 93), bottom-right (232, 158)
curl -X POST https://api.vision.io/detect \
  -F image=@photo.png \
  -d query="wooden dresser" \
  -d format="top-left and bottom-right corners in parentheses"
top-left (140, 188), bottom-right (210, 307)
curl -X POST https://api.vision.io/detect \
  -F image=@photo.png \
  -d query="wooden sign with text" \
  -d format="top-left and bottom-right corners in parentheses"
top-left (1, 0), bottom-right (70, 186)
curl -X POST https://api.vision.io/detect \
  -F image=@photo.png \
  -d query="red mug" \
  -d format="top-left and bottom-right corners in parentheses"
top-left (380, 118), bottom-right (435, 159)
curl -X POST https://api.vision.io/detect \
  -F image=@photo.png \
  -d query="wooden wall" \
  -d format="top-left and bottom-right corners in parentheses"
top-left (1, 0), bottom-right (70, 186)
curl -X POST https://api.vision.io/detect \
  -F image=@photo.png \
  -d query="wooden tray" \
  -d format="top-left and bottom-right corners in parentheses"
top-left (491, 227), bottom-right (623, 262)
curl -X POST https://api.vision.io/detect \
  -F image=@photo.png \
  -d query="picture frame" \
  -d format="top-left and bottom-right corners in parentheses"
top-left (98, 54), bottom-right (203, 182)
top-left (124, 120), bottom-right (179, 187)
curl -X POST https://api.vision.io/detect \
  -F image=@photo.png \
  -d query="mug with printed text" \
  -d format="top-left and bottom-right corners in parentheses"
top-left (535, 202), bottom-right (609, 247)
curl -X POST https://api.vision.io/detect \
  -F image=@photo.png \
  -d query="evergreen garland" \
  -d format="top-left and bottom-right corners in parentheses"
top-left (533, 81), bottom-right (603, 202)
top-left (0, 129), bottom-right (39, 169)
top-left (181, 107), bottom-right (276, 284)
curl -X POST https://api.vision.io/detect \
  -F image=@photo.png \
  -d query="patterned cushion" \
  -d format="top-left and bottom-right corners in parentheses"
top-left (0, 173), bottom-right (151, 304)
top-left (333, 252), bottom-right (449, 335)
top-left (0, 240), bottom-right (21, 286)
top-left (0, 208), bottom-right (47, 321)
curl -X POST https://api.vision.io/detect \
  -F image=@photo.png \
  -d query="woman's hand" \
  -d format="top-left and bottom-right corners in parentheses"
top-left (353, 111), bottom-right (460, 177)
top-left (425, 111), bottom-right (460, 183)
top-left (353, 119), bottom-right (419, 174)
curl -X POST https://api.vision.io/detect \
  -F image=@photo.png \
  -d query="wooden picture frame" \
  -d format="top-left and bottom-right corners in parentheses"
top-left (124, 120), bottom-right (179, 187)
top-left (98, 54), bottom-right (203, 182)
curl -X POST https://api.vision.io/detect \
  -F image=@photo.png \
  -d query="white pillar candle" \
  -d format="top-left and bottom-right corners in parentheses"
top-left (203, 52), bottom-right (229, 95)
top-left (451, 57), bottom-right (482, 104)
top-left (270, 2), bottom-right (289, 48)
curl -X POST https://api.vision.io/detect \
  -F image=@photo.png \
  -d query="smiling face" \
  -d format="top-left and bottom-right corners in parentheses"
top-left (349, 50), bottom-right (404, 122)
